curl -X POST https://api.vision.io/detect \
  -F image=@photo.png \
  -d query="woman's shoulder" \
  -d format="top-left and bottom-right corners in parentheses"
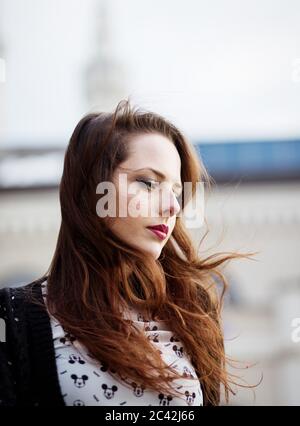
top-left (0, 276), bottom-right (47, 320)
top-left (0, 276), bottom-right (46, 294)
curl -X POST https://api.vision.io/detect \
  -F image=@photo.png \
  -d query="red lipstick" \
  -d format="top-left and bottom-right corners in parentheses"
top-left (146, 224), bottom-right (169, 240)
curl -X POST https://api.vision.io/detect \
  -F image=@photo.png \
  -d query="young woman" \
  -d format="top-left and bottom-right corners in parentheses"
top-left (0, 99), bottom-right (254, 407)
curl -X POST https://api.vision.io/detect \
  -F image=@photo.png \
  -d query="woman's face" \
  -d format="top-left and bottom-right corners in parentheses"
top-left (108, 132), bottom-right (182, 260)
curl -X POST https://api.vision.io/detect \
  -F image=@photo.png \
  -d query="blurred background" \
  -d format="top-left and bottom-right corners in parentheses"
top-left (0, 0), bottom-right (300, 405)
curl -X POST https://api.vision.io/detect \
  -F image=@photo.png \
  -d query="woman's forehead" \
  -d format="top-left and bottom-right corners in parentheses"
top-left (120, 133), bottom-right (181, 177)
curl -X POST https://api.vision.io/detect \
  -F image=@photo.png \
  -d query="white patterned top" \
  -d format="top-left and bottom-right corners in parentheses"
top-left (41, 281), bottom-right (203, 406)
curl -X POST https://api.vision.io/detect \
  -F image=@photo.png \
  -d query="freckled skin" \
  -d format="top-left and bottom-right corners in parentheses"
top-left (108, 133), bottom-right (182, 260)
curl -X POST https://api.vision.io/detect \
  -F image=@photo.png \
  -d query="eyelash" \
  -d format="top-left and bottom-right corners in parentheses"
top-left (136, 179), bottom-right (158, 191)
top-left (136, 179), bottom-right (182, 201)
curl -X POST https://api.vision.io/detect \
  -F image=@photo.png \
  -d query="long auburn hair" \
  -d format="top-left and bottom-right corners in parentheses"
top-left (31, 99), bottom-right (256, 406)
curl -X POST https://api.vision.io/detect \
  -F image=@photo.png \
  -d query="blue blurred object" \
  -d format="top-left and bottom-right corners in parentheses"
top-left (195, 139), bottom-right (300, 182)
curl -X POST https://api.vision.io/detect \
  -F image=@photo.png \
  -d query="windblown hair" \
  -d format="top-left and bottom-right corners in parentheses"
top-left (32, 99), bottom-right (256, 406)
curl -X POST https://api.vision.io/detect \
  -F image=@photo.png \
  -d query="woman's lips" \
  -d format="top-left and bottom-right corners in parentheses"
top-left (147, 227), bottom-right (168, 241)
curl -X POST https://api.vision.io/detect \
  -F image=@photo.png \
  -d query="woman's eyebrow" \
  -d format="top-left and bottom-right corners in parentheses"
top-left (133, 167), bottom-right (182, 190)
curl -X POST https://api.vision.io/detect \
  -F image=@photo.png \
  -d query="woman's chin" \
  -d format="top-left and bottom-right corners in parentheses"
top-left (137, 243), bottom-right (162, 260)
top-left (148, 247), bottom-right (163, 260)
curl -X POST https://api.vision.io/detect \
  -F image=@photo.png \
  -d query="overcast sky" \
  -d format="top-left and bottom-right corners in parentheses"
top-left (0, 0), bottom-right (300, 148)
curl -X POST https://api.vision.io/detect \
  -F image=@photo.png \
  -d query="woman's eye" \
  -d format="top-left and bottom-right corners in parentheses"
top-left (136, 179), bottom-right (182, 205)
top-left (136, 179), bottom-right (157, 191)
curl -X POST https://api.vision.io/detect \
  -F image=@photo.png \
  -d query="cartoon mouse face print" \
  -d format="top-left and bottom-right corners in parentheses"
top-left (60, 332), bottom-right (76, 345)
top-left (131, 382), bottom-right (146, 397)
top-left (158, 393), bottom-right (173, 406)
top-left (102, 384), bottom-right (118, 399)
top-left (185, 391), bottom-right (196, 406)
top-left (71, 374), bottom-right (89, 388)
top-left (172, 345), bottom-right (184, 358)
top-left (68, 354), bottom-right (85, 365)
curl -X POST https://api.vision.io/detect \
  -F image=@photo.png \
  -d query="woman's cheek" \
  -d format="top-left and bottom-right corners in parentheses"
top-left (136, 194), bottom-right (152, 217)
top-left (126, 191), bottom-right (143, 218)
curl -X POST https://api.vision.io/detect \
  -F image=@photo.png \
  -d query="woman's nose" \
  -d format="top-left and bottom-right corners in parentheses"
top-left (160, 191), bottom-right (181, 218)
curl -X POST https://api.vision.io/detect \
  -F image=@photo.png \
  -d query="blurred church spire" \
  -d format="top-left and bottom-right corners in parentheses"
top-left (84, 0), bottom-right (127, 112)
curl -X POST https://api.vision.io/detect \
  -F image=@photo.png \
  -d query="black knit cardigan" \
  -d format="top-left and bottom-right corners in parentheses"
top-left (0, 278), bottom-right (65, 406)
